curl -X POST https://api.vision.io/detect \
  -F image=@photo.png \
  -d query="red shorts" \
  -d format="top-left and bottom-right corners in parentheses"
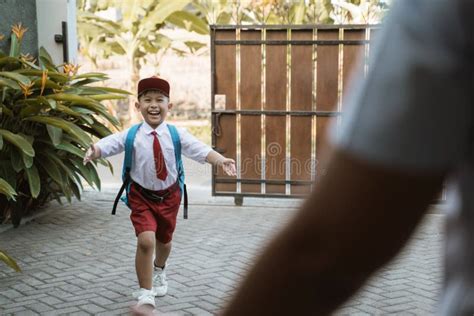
top-left (128, 182), bottom-right (181, 243)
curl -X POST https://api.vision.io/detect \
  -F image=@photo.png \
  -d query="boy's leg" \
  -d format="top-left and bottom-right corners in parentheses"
top-left (154, 241), bottom-right (172, 268)
top-left (151, 189), bottom-right (181, 297)
top-left (152, 240), bottom-right (170, 297)
top-left (136, 231), bottom-right (156, 289)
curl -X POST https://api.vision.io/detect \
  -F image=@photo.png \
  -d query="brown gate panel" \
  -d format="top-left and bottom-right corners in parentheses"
top-left (290, 29), bottom-right (313, 195)
top-left (265, 30), bottom-right (287, 194)
top-left (212, 25), bottom-right (377, 200)
top-left (240, 30), bottom-right (262, 193)
top-left (214, 30), bottom-right (236, 193)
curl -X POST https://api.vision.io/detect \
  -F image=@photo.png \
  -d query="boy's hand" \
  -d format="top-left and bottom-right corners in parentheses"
top-left (83, 144), bottom-right (100, 165)
top-left (220, 158), bottom-right (237, 176)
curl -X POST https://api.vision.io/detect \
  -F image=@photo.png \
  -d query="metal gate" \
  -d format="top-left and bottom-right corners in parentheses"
top-left (210, 24), bottom-right (378, 205)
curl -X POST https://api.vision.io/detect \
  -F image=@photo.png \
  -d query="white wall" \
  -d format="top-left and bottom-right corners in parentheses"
top-left (36, 0), bottom-right (77, 64)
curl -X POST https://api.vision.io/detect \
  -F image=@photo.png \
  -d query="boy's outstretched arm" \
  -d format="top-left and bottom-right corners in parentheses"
top-left (83, 144), bottom-right (102, 165)
top-left (206, 150), bottom-right (236, 176)
top-left (222, 148), bottom-right (445, 315)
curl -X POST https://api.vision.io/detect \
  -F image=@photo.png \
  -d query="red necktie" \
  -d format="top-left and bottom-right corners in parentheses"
top-left (151, 131), bottom-right (167, 180)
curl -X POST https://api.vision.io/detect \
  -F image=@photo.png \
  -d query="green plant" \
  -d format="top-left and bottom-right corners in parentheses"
top-left (0, 23), bottom-right (129, 226)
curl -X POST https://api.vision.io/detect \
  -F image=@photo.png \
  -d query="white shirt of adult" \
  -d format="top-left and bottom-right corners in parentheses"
top-left (95, 122), bottom-right (212, 191)
top-left (331, 0), bottom-right (473, 315)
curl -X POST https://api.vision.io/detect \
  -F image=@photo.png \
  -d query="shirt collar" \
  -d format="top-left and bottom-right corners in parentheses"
top-left (142, 121), bottom-right (167, 136)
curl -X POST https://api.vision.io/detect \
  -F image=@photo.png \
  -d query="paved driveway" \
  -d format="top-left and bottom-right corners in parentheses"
top-left (0, 157), bottom-right (444, 315)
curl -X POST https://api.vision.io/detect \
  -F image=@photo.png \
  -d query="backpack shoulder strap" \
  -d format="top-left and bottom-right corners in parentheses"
top-left (122, 123), bottom-right (142, 181)
top-left (167, 124), bottom-right (188, 219)
top-left (112, 123), bottom-right (141, 215)
top-left (167, 124), bottom-right (181, 158)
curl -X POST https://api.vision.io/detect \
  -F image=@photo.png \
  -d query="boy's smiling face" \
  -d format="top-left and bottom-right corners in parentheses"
top-left (135, 90), bottom-right (172, 129)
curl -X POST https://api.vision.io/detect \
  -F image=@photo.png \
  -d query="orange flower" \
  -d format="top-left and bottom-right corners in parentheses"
top-left (63, 63), bottom-right (80, 76)
top-left (40, 70), bottom-right (48, 96)
top-left (11, 23), bottom-right (28, 41)
top-left (19, 81), bottom-right (35, 99)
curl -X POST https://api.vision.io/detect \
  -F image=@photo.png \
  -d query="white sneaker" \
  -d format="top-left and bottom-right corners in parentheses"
top-left (152, 267), bottom-right (168, 297)
top-left (132, 288), bottom-right (156, 307)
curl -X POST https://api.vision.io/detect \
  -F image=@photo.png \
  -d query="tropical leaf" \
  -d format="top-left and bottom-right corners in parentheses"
top-left (33, 78), bottom-right (61, 90)
top-left (24, 116), bottom-right (92, 148)
top-left (9, 34), bottom-right (20, 57)
top-left (69, 180), bottom-right (82, 201)
top-left (82, 86), bottom-right (131, 95)
top-left (25, 165), bottom-right (40, 198)
top-left (16, 70), bottom-right (68, 83)
top-left (36, 96), bottom-right (57, 109)
top-left (70, 107), bottom-right (95, 115)
top-left (86, 162), bottom-right (101, 190)
top-left (0, 77), bottom-right (20, 89)
top-left (43, 151), bottom-right (81, 190)
top-left (72, 72), bottom-right (109, 80)
top-left (19, 104), bottom-right (45, 118)
top-left (10, 149), bottom-right (24, 172)
top-left (64, 160), bottom-right (84, 190)
top-left (36, 155), bottom-right (63, 184)
top-left (70, 157), bottom-right (95, 188)
top-left (38, 47), bottom-right (58, 72)
top-left (71, 78), bottom-right (108, 87)
top-left (184, 41), bottom-right (207, 54)
top-left (0, 71), bottom-right (31, 85)
top-left (78, 11), bottom-right (122, 31)
top-left (79, 115), bottom-right (94, 125)
top-left (54, 104), bottom-right (83, 118)
top-left (0, 56), bottom-right (20, 67)
top-left (0, 178), bottom-right (17, 201)
top-left (22, 152), bottom-right (34, 169)
top-left (167, 11), bottom-right (209, 35)
top-left (121, 0), bottom-right (147, 29)
top-left (46, 93), bottom-right (95, 103)
top-left (18, 58), bottom-right (41, 70)
top-left (0, 250), bottom-right (21, 272)
top-left (291, 0), bottom-right (307, 24)
top-left (90, 119), bottom-right (113, 138)
top-left (87, 94), bottom-right (127, 101)
top-left (47, 125), bottom-right (63, 146)
top-left (69, 101), bottom-right (120, 126)
top-left (141, 0), bottom-right (192, 29)
top-left (55, 142), bottom-right (85, 158)
top-left (0, 129), bottom-right (35, 157)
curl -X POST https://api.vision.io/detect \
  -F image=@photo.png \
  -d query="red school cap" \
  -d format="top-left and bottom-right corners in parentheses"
top-left (137, 76), bottom-right (170, 97)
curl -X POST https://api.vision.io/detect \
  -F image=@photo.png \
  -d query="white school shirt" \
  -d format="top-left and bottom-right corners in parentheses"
top-left (95, 122), bottom-right (212, 191)
top-left (331, 0), bottom-right (474, 315)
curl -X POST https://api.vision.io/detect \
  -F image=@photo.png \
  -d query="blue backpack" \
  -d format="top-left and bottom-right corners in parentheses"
top-left (112, 123), bottom-right (188, 219)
